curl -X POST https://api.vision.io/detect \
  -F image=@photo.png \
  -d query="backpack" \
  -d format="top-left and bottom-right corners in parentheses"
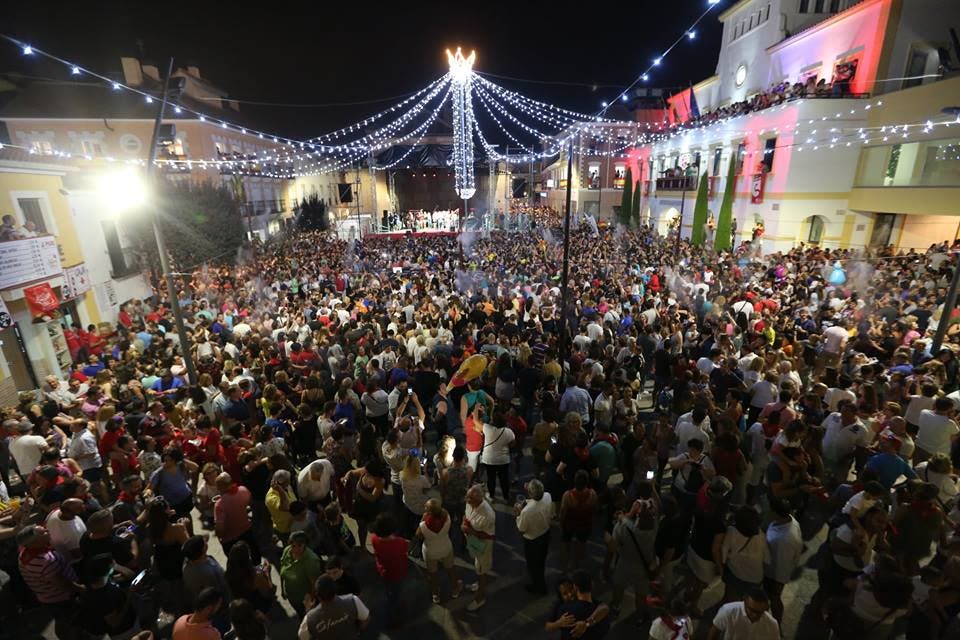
top-left (683, 454), bottom-right (710, 494)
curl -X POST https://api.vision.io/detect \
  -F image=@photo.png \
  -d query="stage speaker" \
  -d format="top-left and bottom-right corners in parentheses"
top-left (337, 183), bottom-right (353, 203)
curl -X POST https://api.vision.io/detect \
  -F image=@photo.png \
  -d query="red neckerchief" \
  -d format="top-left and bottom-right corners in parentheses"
top-left (19, 544), bottom-right (51, 565)
top-left (117, 490), bottom-right (137, 503)
top-left (424, 512), bottom-right (447, 533)
top-left (661, 615), bottom-right (685, 639)
top-left (573, 447), bottom-right (591, 462)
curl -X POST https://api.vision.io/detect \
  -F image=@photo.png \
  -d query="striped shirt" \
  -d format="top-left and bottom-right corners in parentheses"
top-left (19, 548), bottom-right (76, 604)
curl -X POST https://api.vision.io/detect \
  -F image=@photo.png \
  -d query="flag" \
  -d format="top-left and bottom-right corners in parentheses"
top-left (688, 83), bottom-right (700, 119)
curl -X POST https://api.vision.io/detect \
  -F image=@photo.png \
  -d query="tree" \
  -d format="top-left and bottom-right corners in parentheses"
top-left (714, 156), bottom-right (737, 252)
top-left (618, 167), bottom-right (633, 226)
top-left (690, 172), bottom-right (710, 246)
top-left (631, 180), bottom-right (641, 227)
top-left (124, 179), bottom-right (246, 274)
top-left (295, 194), bottom-right (330, 231)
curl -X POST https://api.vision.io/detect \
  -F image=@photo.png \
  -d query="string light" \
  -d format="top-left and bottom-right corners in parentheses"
top-left (71, 66), bottom-right (80, 75)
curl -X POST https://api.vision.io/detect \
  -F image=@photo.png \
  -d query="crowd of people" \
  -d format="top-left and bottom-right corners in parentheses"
top-left (675, 63), bottom-right (861, 131)
top-left (1, 213), bottom-right (960, 640)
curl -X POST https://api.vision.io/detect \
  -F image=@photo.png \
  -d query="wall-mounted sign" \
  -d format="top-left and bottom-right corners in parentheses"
top-left (24, 283), bottom-right (60, 318)
top-left (0, 236), bottom-right (62, 290)
top-left (750, 173), bottom-right (766, 204)
top-left (62, 263), bottom-right (91, 300)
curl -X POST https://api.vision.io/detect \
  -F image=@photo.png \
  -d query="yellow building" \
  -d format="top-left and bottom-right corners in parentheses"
top-left (0, 149), bottom-right (151, 402)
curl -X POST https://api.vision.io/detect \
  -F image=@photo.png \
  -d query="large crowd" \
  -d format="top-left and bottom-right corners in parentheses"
top-left (1, 212), bottom-right (960, 640)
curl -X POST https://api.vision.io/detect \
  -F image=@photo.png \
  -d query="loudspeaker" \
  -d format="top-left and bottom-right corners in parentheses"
top-left (338, 183), bottom-right (353, 203)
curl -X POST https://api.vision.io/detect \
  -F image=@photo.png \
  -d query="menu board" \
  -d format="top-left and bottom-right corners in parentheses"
top-left (0, 236), bottom-right (63, 289)
top-left (62, 263), bottom-right (91, 300)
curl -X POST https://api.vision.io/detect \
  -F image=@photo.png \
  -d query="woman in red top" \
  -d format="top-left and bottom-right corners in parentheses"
top-left (711, 432), bottom-right (747, 494)
top-left (369, 512), bottom-right (409, 629)
top-left (82, 324), bottom-right (106, 357)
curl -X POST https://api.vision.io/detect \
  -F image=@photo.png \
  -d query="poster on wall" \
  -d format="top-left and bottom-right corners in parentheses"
top-left (0, 297), bottom-right (12, 331)
top-left (46, 321), bottom-right (72, 373)
top-left (23, 283), bottom-right (60, 319)
top-left (95, 281), bottom-right (119, 312)
top-left (62, 264), bottom-right (91, 301)
top-left (750, 173), bottom-right (766, 204)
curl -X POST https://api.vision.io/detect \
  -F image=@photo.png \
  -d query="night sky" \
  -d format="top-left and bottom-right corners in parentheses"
top-left (0, 1), bottom-right (724, 141)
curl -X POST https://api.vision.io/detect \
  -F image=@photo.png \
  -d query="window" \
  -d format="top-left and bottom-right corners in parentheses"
top-left (884, 144), bottom-right (901, 184)
top-left (764, 4), bottom-right (771, 21)
top-left (761, 138), bottom-right (777, 173)
top-left (712, 148), bottom-right (723, 175)
top-left (588, 162), bottom-right (601, 189)
top-left (81, 140), bottom-right (104, 157)
top-left (750, 13), bottom-right (757, 29)
top-left (17, 198), bottom-right (48, 234)
top-left (30, 140), bottom-right (54, 155)
top-left (829, 0), bottom-right (840, 11)
top-left (814, 0), bottom-right (825, 11)
top-left (808, 216), bottom-right (824, 244)
top-left (101, 219), bottom-right (130, 277)
top-left (903, 49), bottom-right (928, 89)
top-left (735, 142), bottom-right (747, 174)
top-left (799, 0), bottom-right (809, 12)
top-left (869, 213), bottom-right (897, 247)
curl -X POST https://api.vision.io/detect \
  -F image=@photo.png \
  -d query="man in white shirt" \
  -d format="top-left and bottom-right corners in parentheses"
top-left (915, 397), bottom-right (960, 463)
top-left (8, 420), bottom-right (49, 478)
top-left (67, 419), bottom-right (105, 500)
top-left (463, 485), bottom-right (496, 611)
top-left (763, 499), bottom-right (803, 623)
top-left (696, 348), bottom-right (722, 376)
top-left (45, 498), bottom-right (87, 560)
top-left (296, 459), bottom-right (334, 508)
top-left (675, 407), bottom-right (712, 455)
top-left (708, 591), bottom-right (780, 640)
top-left (821, 402), bottom-right (871, 482)
top-left (515, 479), bottom-right (552, 594)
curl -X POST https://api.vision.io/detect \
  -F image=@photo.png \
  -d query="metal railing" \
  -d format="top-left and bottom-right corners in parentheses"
top-left (655, 176), bottom-right (698, 191)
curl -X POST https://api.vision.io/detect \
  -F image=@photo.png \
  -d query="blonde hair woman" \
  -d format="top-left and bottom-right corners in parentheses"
top-left (400, 454), bottom-right (431, 541)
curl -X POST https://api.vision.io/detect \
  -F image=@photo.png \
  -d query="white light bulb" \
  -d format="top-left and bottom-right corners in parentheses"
top-left (199, 115), bottom-right (206, 121)
top-left (653, 58), bottom-right (662, 66)
top-left (145, 96), bottom-right (153, 104)
top-left (174, 106), bottom-right (182, 114)
top-left (22, 45), bottom-right (33, 55)
top-left (642, 74), bottom-right (649, 81)
top-left (71, 66), bottom-right (80, 75)
top-left (688, 31), bottom-right (696, 39)
top-left (112, 82), bottom-right (121, 90)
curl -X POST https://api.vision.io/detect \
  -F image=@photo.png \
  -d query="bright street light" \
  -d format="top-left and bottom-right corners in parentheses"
top-left (97, 168), bottom-right (148, 216)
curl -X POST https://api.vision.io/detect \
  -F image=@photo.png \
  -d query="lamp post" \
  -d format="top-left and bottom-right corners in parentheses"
top-left (557, 137), bottom-right (575, 386)
top-left (145, 57), bottom-right (197, 384)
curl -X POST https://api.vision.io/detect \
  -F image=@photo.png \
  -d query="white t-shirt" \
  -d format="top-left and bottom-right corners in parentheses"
top-left (834, 524), bottom-right (875, 572)
top-left (9, 434), bottom-right (48, 476)
top-left (67, 430), bottom-right (102, 471)
top-left (46, 510), bottom-right (86, 557)
top-left (480, 424), bottom-right (515, 466)
top-left (905, 395), bottom-right (936, 426)
top-left (822, 325), bottom-right (848, 354)
top-left (297, 459), bottom-right (334, 503)
top-left (712, 602), bottom-right (780, 640)
top-left (821, 413), bottom-right (871, 462)
top-left (842, 490), bottom-right (879, 516)
top-left (721, 528), bottom-right (770, 584)
top-left (649, 616), bottom-right (693, 640)
top-left (916, 410), bottom-right (959, 456)
top-left (750, 380), bottom-right (778, 409)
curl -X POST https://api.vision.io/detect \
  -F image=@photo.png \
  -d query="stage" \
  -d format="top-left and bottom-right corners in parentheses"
top-left (364, 229), bottom-right (459, 240)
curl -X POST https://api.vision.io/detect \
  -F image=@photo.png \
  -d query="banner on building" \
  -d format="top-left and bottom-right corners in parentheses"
top-left (62, 263), bottom-right (91, 301)
top-left (24, 283), bottom-right (60, 318)
top-left (750, 173), bottom-right (766, 204)
top-left (0, 297), bottom-right (12, 331)
top-left (95, 281), bottom-right (119, 311)
top-left (0, 236), bottom-right (62, 290)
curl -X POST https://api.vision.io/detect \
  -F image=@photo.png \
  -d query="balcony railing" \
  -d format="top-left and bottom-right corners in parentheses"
top-left (240, 199), bottom-right (289, 217)
top-left (655, 176), bottom-right (698, 191)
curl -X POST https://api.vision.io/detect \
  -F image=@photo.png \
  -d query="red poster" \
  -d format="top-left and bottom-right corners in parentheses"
top-left (24, 283), bottom-right (60, 318)
top-left (750, 173), bottom-right (766, 204)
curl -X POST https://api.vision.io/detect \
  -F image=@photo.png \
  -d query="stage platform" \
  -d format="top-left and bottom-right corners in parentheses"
top-left (364, 229), bottom-right (459, 240)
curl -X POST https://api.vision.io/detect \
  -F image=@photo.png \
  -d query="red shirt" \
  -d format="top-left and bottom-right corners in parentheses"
top-left (202, 428), bottom-right (224, 464)
top-left (99, 429), bottom-right (123, 459)
top-left (370, 534), bottom-right (409, 582)
top-left (117, 310), bottom-right (133, 329)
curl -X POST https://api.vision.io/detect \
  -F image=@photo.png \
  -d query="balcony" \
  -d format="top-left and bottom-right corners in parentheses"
top-left (655, 176), bottom-right (698, 191)
top-left (240, 199), bottom-right (289, 217)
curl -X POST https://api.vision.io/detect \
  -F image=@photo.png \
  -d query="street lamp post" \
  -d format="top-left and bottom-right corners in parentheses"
top-left (558, 137), bottom-right (575, 386)
top-left (145, 57), bottom-right (197, 384)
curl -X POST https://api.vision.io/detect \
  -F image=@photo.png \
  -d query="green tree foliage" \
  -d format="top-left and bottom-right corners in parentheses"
top-left (631, 180), bottom-right (641, 226)
top-left (125, 179), bottom-right (246, 273)
top-left (714, 156), bottom-right (737, 252)
top-left (690, 173), bottom-right (710, 246)
top-left (295, 194), bottom-right (330, 232)
top-left (618, 167), bottom-right (633, 226)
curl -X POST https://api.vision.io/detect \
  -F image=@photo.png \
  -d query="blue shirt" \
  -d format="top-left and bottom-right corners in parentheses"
top-left (150, 377), bottom-right (184, 393)
top-left (136, 331), bottom-right (153, 348)
top-left (266, 417), bottom-right (292, 440)
top-left (865, 452), bottom-right (917, 488)
top-left (82, 361), bottom-right (105, 377)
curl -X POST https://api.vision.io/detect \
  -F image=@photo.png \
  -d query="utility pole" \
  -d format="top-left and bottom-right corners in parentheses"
top-left (558, 137), bottom-right (575, 388)
top-left (354, 162), bottom-right (362, 240)
top-left (933, 252), bottom-right (960, 353)
top-left (146, 58), bottom-right (197, 384)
